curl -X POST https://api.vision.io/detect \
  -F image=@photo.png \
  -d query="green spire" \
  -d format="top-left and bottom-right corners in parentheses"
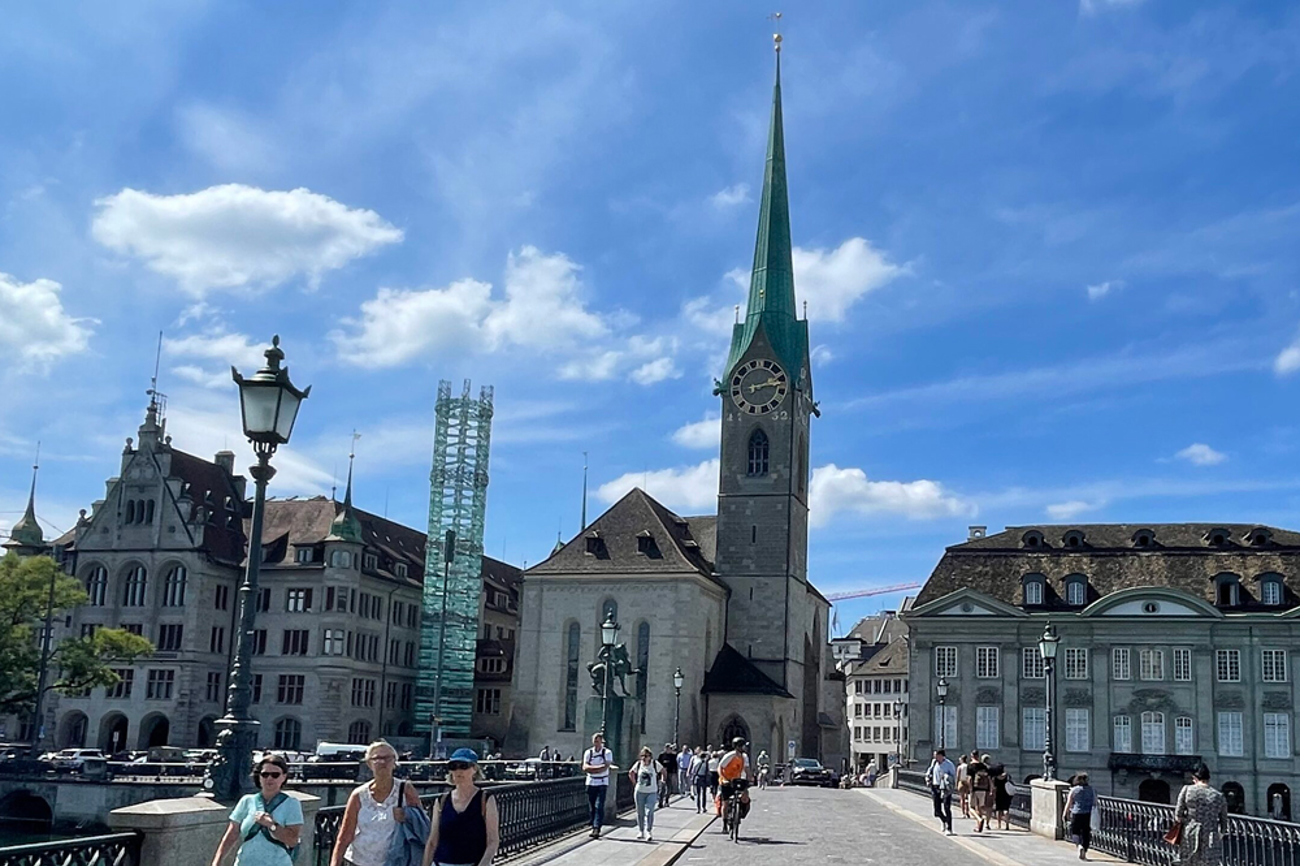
top-left (723, 51), bottom-right (810, 388)
top-left (5, 451), bottom-right (44, 551)
top-left (328, 453), bottom-right (364, 544)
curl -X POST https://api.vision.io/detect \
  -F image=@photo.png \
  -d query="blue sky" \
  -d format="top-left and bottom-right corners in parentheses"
top-left (3, 1), bottom-right (1300, 631)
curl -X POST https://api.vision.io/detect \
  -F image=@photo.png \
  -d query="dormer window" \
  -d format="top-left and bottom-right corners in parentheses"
top-left (1022, 574), bottom-right (1046, 606)
top-left (1065, 575), bottom-right (1088, 606)
top-left (295, 547), bottom-right (312, 564)
top-left (585, 535), bottom-right (609, 559)
top-left (1214, 573), bottom-right (1241, 607)
top-left (1062, 530), bottom-right (1086, 549)
top-left (1247, 527), bottom-right (1272, 547)
top-left (1132, 529), bottom-right (1155, 548)
top-left (1259, 574), bottom-right (1284, 606)
top-left (362, 551), bottom-right (378, 570)
top-left (395, 563), bottom-right (408, 579)
top-left (1021, 530), bottom-right (1046, 549)
top-left (1206, 528), bottom-right (1231, 547)
top-left (636, 532), bottom-right (660, 558)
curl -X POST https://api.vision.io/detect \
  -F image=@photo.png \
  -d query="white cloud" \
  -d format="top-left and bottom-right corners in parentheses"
top-left (1080, 0), bottom-right (1145, 14)
top-left (1175, 442), bottom-right (1227, 466)
top-left (710, 184), bottom-right (751, 209)
top-left (811, 345), bottom-right (834, 366)
top-left (809, 464), bottom-right (972, 527)
top-left (1275, 335), bottom-right (1300, 376)
top-left (557, 336), bottom-right (676, 385)
top-left (92, 185), bottom-right (403, 295)
top-left (163, 331), bottom-right (268, 389)
top-left (333, 279), bottom-right (494, 367)
top-left (596, 459), bottom-right (720, 512)
top-left (630, 357), bottom-right (680, 385)
top-left (1045, 500), bottom-right (1102, 520)
top-left (483, 247), bottom-right (607, 350)
top-left (671, 415), bottom-right (720, 449)
top-left (0, 273), bottom-right (95, 370)
top-left (682, 296), bottom-right (737, 337)
top-left (1086, 279), bottom-right (1122, 301)
top-left (176, 104), bottom-right (278, 174)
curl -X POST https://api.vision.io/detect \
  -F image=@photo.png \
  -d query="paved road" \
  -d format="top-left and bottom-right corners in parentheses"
top-left (678, 786), bottom-right (992, 866)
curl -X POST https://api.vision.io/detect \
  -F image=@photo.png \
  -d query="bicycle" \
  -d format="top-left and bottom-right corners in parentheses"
top-left (720, 779), bottom-right (748, 843)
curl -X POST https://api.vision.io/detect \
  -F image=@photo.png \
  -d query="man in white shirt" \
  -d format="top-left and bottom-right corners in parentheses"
top-left (925, 748), bottom-right (957, 835)
top-left (677, 746), bottom-right (692, 794)
top-left (582, 732), bottom-right (614, 838)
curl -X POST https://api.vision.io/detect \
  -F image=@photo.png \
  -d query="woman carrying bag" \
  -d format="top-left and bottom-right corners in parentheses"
top-left (1169, 764), bottom-right (1229, 866)
top-left (329, 741), bottom-right (425, 866)
top-left (210, 754), bottom-right (304, 866)
top-left (629, 747), bottom-right (664, 841)
top-left (422, 749), bottom-right (500, 866)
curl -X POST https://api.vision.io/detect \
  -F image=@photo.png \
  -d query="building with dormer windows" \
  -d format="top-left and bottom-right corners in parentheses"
top-left (907, 523), bottom-right (1300, 819)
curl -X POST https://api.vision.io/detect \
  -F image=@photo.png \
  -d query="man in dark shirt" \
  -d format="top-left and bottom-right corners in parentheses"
top-left (658, 744), bottom-right (678, 808)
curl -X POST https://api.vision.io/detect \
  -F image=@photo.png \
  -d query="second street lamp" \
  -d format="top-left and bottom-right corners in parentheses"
top-left (209, 336), bottom-right (310, 802)
top-left (673, 667), bottom-right (684, 746)
top-left (1038, 621), bottom-right (1061, 781)
top-left (599, 614), bottom-right (619, 758)
top-left (936, 677), bottom-right (949, 750)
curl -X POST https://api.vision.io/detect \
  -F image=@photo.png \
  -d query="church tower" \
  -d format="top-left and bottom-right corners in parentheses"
top-left (714, 43), bottom-right (814, 689)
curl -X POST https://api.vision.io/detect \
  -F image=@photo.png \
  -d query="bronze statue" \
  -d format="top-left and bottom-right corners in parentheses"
top-left (587, 642), bottom-right (638, 697)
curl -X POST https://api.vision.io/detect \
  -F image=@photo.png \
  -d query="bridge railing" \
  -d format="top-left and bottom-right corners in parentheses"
top-left (1089, 794), bottom-right (1300, 865)
top-left (0, 831), bottom-right (142, 866)
top-left (897, 768), bottom-right (930, 796)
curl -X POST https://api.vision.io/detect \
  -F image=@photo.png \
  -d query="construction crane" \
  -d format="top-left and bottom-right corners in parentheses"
top-left (824, 582), bottom-right (922, 602)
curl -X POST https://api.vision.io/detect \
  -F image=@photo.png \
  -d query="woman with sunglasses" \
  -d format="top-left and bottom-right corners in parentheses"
top-left (422, 749), bottom-right (500, 866)
top-left (330, 741), bottom-right (423, 866)
top-left (210, 753), bottom-right (303, 866)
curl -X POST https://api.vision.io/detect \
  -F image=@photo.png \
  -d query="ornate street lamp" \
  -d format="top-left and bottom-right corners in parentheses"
top-left (208, 336), bottom-right (310, 802)
top-left (936, 677), bottom-right (949, 750)
top-left (893, 701), bottom-right (903, 768)
top-left (1038, 621), bottom-right (1061, 781)
top-left (673, 667), bottom-right (684, 746)
top-left (599, 614), bottom-right (619, 757)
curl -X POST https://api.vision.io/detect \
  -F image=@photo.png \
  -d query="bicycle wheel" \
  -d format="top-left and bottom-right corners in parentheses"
top-left (731, 800), bottom-right (741, 843)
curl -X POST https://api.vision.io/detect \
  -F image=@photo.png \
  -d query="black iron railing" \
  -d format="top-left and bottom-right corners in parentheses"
top-left (0, 831), bottom-right (142, 866)
top-left (1093, 794), bottom-right (1300, 866)
top-left (1007, 782), bottom-right (1032, 830)
top-left (615, 772), bottom-right (634, 812)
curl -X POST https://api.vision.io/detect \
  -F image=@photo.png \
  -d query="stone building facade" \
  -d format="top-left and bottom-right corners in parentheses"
top-left (834, 609), bottom-right (911, 772)
top-left (907, 523), bottom-right (1300, 819)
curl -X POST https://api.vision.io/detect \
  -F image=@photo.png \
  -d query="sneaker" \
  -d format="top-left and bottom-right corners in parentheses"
top-left (946, 829), bottom-right (956, 836)
top-left (1078, 847), bottom-right (1086, 860)
top-left (637, 831), bottom-right (645, 841)
top-left (594, 828), bottom-right (601, 839)
top-left (647, 832), bottom-right (653, 842)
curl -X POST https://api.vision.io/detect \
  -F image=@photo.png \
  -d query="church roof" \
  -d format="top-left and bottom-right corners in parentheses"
top-left (169, 448), bottom-right (248, 566)
top-left (528, 488), bottom-right (717, 579)
top-left (701, 643), bottom-right (794, 697)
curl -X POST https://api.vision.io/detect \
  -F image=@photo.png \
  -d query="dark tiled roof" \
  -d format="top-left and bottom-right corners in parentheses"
top-left (702, 644), bottom-right (794, 697)
top-left (171, 449), bottom-right (248, 565)
top-left (481, 555), bottom-right (522, 591)
top-left (847, 613), bottom-right (906, 645)
top-left (256, 497), bottom-right (426, 586)
top-left (916, 523), bottom-right (1300, 610)
top-left (848, 638), bottom-right (908, 677)
top-left (528, 488), bottom-right (716, 579)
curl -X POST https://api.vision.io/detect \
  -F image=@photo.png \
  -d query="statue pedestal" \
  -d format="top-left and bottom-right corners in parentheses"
top-left (584, 695), bottom-right (638, 765)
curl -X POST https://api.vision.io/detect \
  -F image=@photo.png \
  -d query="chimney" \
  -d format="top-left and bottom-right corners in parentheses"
top-left (968, 525), bottom-right (987, 540)
top-left (214, 451), bottom-right (236, 476)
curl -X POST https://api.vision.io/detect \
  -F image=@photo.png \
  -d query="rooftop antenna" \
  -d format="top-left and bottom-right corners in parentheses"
top-left (331, 462), bottom-right (338, 502)
top-left (580, 452), bottom-right (588, 531)
top-left (734, 304), bottom-right (741, 324)
top-left (146, 331), bottom-right (168, 428)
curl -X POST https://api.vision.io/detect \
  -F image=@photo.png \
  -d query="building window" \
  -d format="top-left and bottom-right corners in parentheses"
top-left (250, 674), bottom-right (262, 703)
top-left (747, 429), bottom-right (770, 476)
top-left (1141, 711), bottom-right (1166, 754)
top-left (285, 588), bottom-right (313, 612)
top-left (214, 584), bottom-right (230, 611)
top-left (277, 674), bottom-right (305, 704)
top-left (80, 623), bottom-right (100, 640)
top-left (275, 718), bottom-right (302, 751)
top-left (295, 547), bottom-right (311, 564)
top-left (976, 647), bottom-right (999, 679)
top-left (1264, 713), bottom-right (1291, 759)
top-left (1175, 717), bottom-right (1194, 756)
top-left (395, 563), bottom-right (408, 579)
top-left (331, 549), bottom-right (353, 568)
top-left (1022, 647), bottom-right (1045, 679)
top-left (1173, 647), bottom-right (1192, 682)
top-left (122, 623), bottom-right (143, 636)
top-left (1023, 708), bottom-right (1046, 752)
top-left (636, 534), bottom-right (659, 557)
top-left (362, 551), bottom-right (378, 570)
top-left (85, 566), bottom-right (108, 606)
top-left (206, 671), bottom-right (222, 702)
top-left (386, 682), bottom-right (398, 709)
top-left (1112, 648), bottom-right (1131, 681)
top-left (350, 678), bottom-right (376, 708)
top-left (256, 587), bottom-right (271, 613)
top-left (209, 627), bottom-right (225, 654)
top-left (1065, 708), bottom-right (1090, 752)
top-left (1216, 649), bottom-right (1241, 683)
top-left (252, 629), bottom-right (267, 655)
top-left (1023, 580), bottom-right (1043, 606)
top-left (282, 629), bottom-right (310, 656)
top-left (1262, 649), bottom-right (1288, 683)
top-left (157, 624), bottom-right (184, 652)
top-left (934, 706), bottom-right (957, 749)
top-left (934, 646), bottom-right (957, 678)
top-left (976, 706), bottom-right (999, 749)
top-left (1066, 578), bottom-right (1086, 606)
top-left (1139, 648), bottom-right (1164, 681)
top-left (107, 669), bottom-right (134, 699)
top-left (401, 683), bottom-right (413, 710)
top-left (348, 720), bottom-right (371, 744)
top-left (1064, 648), bottom-right (1088, 680)
top-left (563, 622), bottom-right (580, 730)
top-left (323, 629), bottom-right (346, 656)
top-left (476, 688), bottom-right (502, 715)
top-left (161, 566), bottom-right (187, 607)
top-left (478, 657), bottom-right (506, 674)
top-left (1215, 574), bottom-right (1241, 607)
top-left (145, 669), bottom-right (175, 700)
top-left (1262, 577), bottom-right (1283, 606)
top-left (1218, 712), bottom-right (1244, 757)
top-left (1114, 715), bottom-right (1132, 753)
top-left (122, 566), bottom-right (148, 607)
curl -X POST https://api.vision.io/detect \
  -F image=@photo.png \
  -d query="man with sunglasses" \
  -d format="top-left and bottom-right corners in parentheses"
top-left (581, 732), bottom-right (614, 838)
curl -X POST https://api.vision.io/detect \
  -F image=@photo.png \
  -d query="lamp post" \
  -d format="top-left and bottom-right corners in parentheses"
top-left (208, 336), bottom-right (310, 802)
top-left (598, 614), bottom-right (619, 757)
top-left (893, 701), bottom-right (902, 769)
top-left (431, 529), bottom-right (456, 759)
top-left (936, 677), bottom-right (949, 750)
top-left (672, 667), bottom-right (684, 746)
top-left (1038, 621), bottom-right (1060, 781)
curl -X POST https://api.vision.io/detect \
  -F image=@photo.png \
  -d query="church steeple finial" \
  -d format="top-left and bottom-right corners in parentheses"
top-left (5, 443), bottom-right (45, 552)
top-left (328, 432), bottom-right (364, 544)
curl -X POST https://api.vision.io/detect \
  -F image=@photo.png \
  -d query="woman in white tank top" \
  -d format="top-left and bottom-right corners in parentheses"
top-left (330, 741), bottom-right (422, 866)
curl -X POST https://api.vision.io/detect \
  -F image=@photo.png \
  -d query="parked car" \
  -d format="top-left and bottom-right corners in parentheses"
top-left (788, 757), bottom-right (835, 788)
top-left (504, 759), bottom-right (543, 780)
top-left (52, 748), bottom-right (107, 772)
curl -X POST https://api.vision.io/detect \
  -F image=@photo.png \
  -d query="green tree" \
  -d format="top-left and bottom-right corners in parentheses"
top-left (0, 553), bottom-right (153, 716)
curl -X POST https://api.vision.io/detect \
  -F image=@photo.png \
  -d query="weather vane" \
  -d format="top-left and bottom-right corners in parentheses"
top-left (769, 11), bottom-right (783, 52)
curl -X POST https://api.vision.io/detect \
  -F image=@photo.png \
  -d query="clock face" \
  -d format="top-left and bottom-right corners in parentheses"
top-left (730, 359), bottom-right (789, 414)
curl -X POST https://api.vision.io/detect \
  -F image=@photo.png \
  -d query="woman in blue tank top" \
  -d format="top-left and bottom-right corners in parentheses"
top-left (422, 749), bottom-right (499, 866)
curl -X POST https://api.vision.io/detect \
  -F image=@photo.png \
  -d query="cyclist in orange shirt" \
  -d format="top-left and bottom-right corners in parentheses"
top-left (717, 738), bottom-right (753, 826)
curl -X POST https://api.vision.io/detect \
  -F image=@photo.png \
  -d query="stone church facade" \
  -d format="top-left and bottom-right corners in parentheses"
top-left (512, 54), bottom-right (840, 765)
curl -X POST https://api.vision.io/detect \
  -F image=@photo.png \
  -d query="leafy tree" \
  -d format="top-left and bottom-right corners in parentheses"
top-left (0, 553), bottom-right (153, 716)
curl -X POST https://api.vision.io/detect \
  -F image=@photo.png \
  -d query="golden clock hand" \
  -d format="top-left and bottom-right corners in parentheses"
top-left (748, 377), bottom-right (781, 393)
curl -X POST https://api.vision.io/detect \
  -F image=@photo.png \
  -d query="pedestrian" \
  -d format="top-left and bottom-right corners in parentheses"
top-left (707, 750), bottom-right (721, 799)
top-left (690, 748), bottom-right (710, 813)
top-left (580, 733), bottom-right (614, 838)
top-left (1062, 771), bottom-right (1097, 860)
top-left (677, 745), bottom-right (692, 795)
top-left (756, 751), bottom-right (770, 790)
top-left (866, 761), bottom-right (878, 787)
top-left (925, 748), bottom-right (956, 836)
top-left (992, 761), bottom-right (1012, 830)
top-left (421, 748), bottom-right (500, 866)
top-left (657, 744), bottom-right (678, 809)
top-left (329, 741), bottom-right (424, 866)
top-left (969, 753), bottom-right (994, 833)
top-left (1170, 763), bottom-right (1228, 866)
top-left (209, 753), bottom-right (304, 866)
top-left (630, 747), bottom-right (663, 841)
top-left (956, 755), bottom-right (971, 818)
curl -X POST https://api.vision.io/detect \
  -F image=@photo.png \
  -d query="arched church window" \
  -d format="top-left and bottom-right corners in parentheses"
top-left (636, 622), bottom-right (650, 733)
top-left (747, 429), bottom-right (770, 477)
top-left (563, 622), bottom-right (580, 731)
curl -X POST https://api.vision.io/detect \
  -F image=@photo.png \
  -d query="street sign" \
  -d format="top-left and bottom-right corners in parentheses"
top-left (787, 738), bottom-right (796, 759)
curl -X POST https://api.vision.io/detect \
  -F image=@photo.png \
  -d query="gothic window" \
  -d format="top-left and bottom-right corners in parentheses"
top-left (747, 429), bottom-right (770, 477)
top-left (161, 566), bottom-right (187, 607)
top-left (636, 621), bottom-right (650, 733)
top-left (85, 566), bottom-right (108, 607)
top-left (122, 566), bottom-right (148, 607)
top-left (563, 622), bottom-right (580, 731)
top-left (125, 500), bottom-right (136, 524)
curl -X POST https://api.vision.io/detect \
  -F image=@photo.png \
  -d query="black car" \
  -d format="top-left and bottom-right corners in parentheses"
top-left (788, 757), bottom-right (835, 788)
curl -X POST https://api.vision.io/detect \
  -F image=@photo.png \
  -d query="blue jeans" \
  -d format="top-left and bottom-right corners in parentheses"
top-left (694, 778), bottom-right (709, 812)
top-left (635, 791), bottom-right (657, 834)
top-left (587, 784), bottom-right (607, 829)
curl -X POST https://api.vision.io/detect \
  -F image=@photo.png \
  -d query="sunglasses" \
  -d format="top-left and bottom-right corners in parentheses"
top-left (448, 762), bottom-right (473, 771)
top-left (260, 771), bottom-right (284, 779)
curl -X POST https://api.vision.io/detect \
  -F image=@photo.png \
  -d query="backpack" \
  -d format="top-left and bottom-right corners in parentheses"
top-left (973, 768), bottom-right (991, 791)
top-left (244, 792), bottom-right (299, 863)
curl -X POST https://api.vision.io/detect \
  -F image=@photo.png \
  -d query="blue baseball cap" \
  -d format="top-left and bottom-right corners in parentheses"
top-left (449, 748), bottom-right (479, 764)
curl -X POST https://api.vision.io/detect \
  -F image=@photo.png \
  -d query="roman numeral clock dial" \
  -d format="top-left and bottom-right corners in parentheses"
top-left (730, 359), bottom-right (789, 414)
